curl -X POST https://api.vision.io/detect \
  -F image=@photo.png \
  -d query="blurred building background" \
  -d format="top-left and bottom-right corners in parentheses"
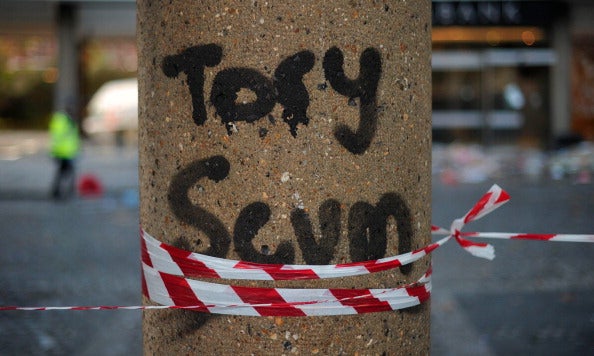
top-left (0, 0), bottom-right (136, 131)
top-left (433, 0), bottom-right (594, 149)
top-left (432, 0), bottom-right (594, 184)
top-left (0, 0), bottom-right (592, 150)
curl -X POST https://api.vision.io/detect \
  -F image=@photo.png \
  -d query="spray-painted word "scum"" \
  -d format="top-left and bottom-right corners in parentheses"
top-left (168, 156), bottom-right (412, 268)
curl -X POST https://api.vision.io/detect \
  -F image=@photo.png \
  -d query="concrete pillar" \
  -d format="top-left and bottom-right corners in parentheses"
top-left (138, 1), bottom-right (432, 354)
top-left (550, 14), bottom-right (571, 143)
top-left (54, 2), bottom-right (79, 114)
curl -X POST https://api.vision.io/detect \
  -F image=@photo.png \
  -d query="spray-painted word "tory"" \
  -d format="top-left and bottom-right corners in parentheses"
top-left (162, 44), bottom-right (382, 155)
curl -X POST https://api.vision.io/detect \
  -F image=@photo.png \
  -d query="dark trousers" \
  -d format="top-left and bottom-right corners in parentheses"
top-left (51, 158), bottom-right (75, 199)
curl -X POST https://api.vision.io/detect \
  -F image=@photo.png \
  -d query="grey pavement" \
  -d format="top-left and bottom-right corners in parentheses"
top-left (0, 131), bottom-right (592, 355)
top-left (431, 181), bottom-right (594, 355)
top-left (1, 132), bottom-right (142, 356)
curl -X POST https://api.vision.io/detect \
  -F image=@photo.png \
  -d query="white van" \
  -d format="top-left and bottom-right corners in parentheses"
top-left (83, 78), bottom-right (138, 141)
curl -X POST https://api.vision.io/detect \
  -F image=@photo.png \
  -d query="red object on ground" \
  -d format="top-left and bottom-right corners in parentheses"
top-left (77, 174), bottom-right (103, 198)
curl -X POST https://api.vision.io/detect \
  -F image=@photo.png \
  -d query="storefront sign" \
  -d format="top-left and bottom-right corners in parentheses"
top-left (432, 1), bottom-right (563, 27)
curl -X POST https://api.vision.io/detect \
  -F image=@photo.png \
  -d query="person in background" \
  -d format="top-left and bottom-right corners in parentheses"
top-left (49, 102), bottom-right (80, 200)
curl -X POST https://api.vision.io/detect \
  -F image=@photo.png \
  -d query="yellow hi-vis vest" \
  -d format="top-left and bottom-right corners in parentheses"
top-left (49, 112), bottom-right (80, 159)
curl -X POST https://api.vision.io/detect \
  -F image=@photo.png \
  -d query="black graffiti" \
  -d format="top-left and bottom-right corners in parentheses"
top-left (167, 155), bottom-right (231, 257)
top-left (168, 157), bottom-right (412, 268)
top-left (291, 199), bottom-right (341, 265)
top-left (162, 44), bottom-right (223, 126)
top-left (233, 202), bottom-right (295, 264)
top-left (274, 50), bottom-right (315, 137)
top-left (162, 44), bottom-right (382, 154)
top-left (211, 68), bottom-right (277, 134)
top-left (323, 47), bottom-right (382, 155)
top-left (348, 193), bottom-right (412, 274)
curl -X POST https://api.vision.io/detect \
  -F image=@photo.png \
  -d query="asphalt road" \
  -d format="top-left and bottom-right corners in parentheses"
top-left (0, 132), bottom-right (592, 355)
top-left (431, 180), bottom-right (594, 355)
top-left (0, 134), bottom-right (141, 355)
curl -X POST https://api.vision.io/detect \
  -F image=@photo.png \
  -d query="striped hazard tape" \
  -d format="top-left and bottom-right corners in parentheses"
top-left (2, 185), bottom-right (592, 314)
top-left (142, 262), bottom-right (431, 316)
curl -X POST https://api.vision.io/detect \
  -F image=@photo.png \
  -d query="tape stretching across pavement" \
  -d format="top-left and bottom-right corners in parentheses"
top-left (1, 185), bottom-right (592, 314)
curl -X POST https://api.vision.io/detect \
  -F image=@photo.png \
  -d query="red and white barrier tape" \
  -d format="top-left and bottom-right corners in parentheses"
top-left (141, 227), bottom-right (443, 280)
top-left (2, 185), bottom-right (592, 315)
top-left (142, 263), bottom-right (431, 316)
top-left (430, 185), bottom-right (594, 259)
